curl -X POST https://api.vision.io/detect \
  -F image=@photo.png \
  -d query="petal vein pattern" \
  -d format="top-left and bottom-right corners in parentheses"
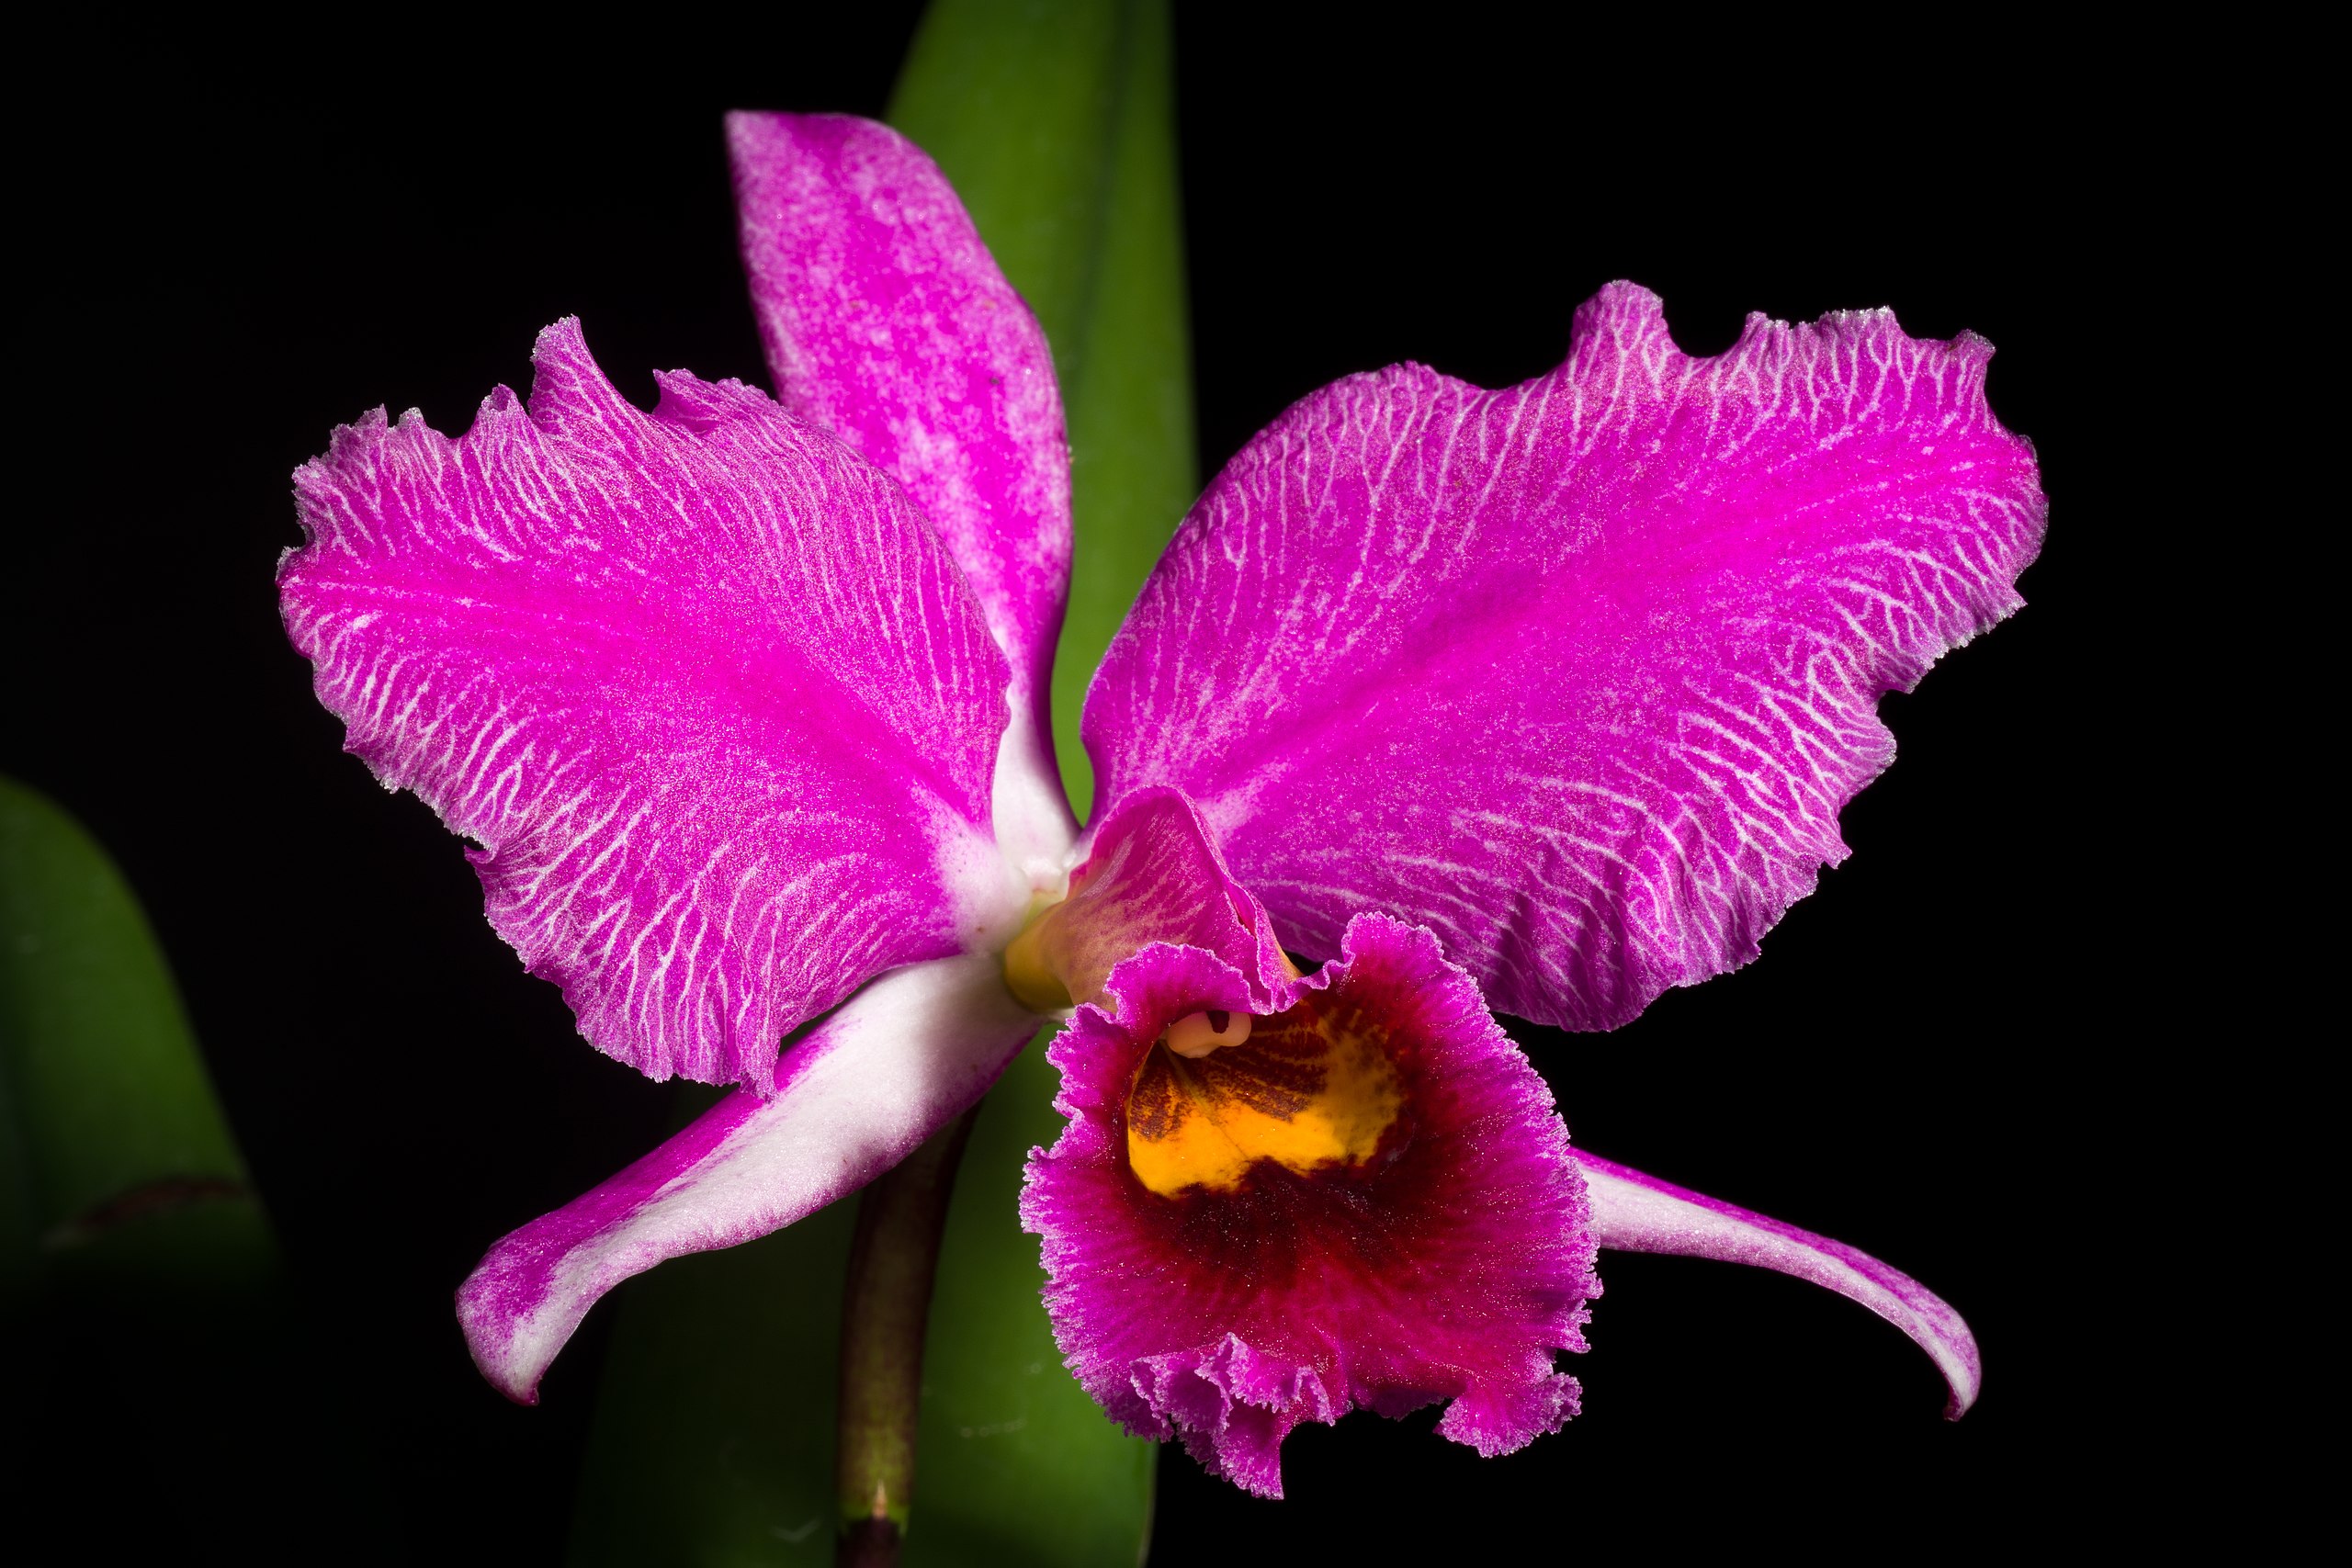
top-left (1084, 282), bottom-right (2046, 1031)
top-left (279, 321), bottom-right (1013, 1088)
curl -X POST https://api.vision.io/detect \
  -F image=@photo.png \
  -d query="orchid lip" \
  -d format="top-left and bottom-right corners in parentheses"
top-left (1025, 914), bottom-right (1596, 1498)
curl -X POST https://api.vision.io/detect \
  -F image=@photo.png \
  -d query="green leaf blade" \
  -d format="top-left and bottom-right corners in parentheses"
top-left (0, 773), bottom-right (270, 1295)
top-left (887, 0), bottom-right (1128, 372)
top-left (892, 1), bottom-right (1189, 1559)
top-left (904, 1033), bottom-right (1156, 1567)
top-left (0, 777), bottom-right (401, 1558)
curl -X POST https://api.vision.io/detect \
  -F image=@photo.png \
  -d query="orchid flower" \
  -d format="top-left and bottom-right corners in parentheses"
top-left (278, 112), bottom-right (2042, 1498)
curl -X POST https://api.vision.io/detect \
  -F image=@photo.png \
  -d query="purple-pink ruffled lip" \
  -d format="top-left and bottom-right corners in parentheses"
top-left (1012, 786), bottom-right (1979, 1496)
top-left (1009, 788), bottom-right (1597, 1497)
top-left (1023, 916), bottom-right (1598, 1497)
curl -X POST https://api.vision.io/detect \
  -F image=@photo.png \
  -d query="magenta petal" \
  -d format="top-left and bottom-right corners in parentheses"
top-left (1039, 786), bottom-right (1299, 1011)
top-left (1085, 283), bottom-right (2047, 1032)
top-left (279, 321), bottom-right (1021, 1089)
top-left (728, 112), bottom-right (1074, 862)
top-left (1575, 1150), bottom-right (1981, 1417)
top-left (1022, 915), bottom-right (1596, 1498)
top-left (458, 953), bottom-right (1038, 1403)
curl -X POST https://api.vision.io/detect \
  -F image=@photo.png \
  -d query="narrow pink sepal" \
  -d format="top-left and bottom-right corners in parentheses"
top-left (1085, 282), bottom-right (2046, 1035)
top-left (1574, 1149), bottom-right (1981, 1417)
top-left (728, 111), bottom-right (1074, 862)
top-left (457, 954), bottom-right (1041, 1404)
top-left (280, 320), bottom-right (1018, 1089)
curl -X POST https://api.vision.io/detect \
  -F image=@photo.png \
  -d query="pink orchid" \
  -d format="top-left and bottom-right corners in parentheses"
top-left (278, 112), bottom-right (2041, 1497)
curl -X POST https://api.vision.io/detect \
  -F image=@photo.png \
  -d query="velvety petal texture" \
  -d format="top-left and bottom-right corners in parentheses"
top-left (458, 953), bottom-right (1040, 1403)
top-left (1575, 1150), bottom-right (1981, 1416)
top-left (280, 321), bottom-right (1018, 1089)
top-left (1085, 283), bottom-right (2046, 1032)
top-left (1023, 914), bottom-right (1595, 1498)
top-left (729, 111), bottom-right (1075, 866)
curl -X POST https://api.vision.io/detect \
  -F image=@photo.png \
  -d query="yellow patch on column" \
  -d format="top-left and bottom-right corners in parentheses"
top-left (1125, 998), bottom-right (1403, 1196)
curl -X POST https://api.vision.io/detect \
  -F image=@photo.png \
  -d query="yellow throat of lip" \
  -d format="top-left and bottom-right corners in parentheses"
top-left (1000, 893), bottom-right (1403, 1197)
top-left (1125, 996), bottom-right (1401, 1196)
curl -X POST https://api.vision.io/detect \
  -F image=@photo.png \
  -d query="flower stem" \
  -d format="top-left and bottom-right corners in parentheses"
top-left (835, 1106), bottom-right (980, 1567)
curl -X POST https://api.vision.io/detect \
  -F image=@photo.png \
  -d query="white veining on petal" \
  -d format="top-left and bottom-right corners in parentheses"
top-left (281, 321), bottom-right (1013, 1087)
top-left (1086, 283), bottom-right (2044, 1031)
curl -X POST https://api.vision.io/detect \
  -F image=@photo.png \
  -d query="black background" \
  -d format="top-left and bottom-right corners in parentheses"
top-left (10, 7), bottom-right (2242, 1561)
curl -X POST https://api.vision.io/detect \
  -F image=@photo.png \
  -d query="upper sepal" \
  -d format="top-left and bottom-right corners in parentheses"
top-left (280, 320), bottom-right (1017, 1089)
top-left (728, 112), bottom-right (1076, 864)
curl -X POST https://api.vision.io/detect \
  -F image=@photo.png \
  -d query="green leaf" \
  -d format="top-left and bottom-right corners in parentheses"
top-left (903, 1031), bottom-right (1155, 1567)
top-left (0, 773), bottom-right (271, 1302)
top-left (894, 1), bottom-right (1187, 1560)
top-left (0, 777), bottom-right (394, 1555)
top-left (568, 1043), bottom-right (1155, 1568)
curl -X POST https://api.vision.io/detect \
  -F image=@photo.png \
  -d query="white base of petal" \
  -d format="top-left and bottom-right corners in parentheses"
top-left (458, 953), bottom-right (1042, 1403)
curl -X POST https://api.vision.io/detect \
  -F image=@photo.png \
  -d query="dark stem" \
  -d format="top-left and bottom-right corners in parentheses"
top-left (835, 1105), bottom-right (980, 1568)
